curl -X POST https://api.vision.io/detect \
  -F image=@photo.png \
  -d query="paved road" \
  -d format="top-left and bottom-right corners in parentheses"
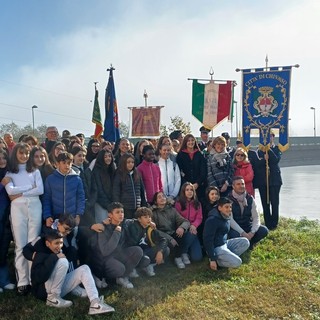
top-left (280, 145), bottom-right (320, 167)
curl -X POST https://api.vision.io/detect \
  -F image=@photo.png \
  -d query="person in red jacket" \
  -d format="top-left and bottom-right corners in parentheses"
top-left (137, 145), bottom-right (162, 204)
top-left (232, 148), bottom-right (254, 197)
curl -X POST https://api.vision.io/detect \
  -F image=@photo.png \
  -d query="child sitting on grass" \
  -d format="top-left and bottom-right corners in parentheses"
top-left (23, 229), bottom-right (114, 315)
top-left (88, 202), bottom-right (145, 289)
top-left (43, 213), bottom-right (78, 272)
top-left (126, 207), bottom-right (170, 276)
top-left (203, 197), bottom-right (250, 270)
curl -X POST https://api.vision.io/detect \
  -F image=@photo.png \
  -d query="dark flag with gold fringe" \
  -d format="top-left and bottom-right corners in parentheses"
top-left (241, 66), bottom-right (293, 151)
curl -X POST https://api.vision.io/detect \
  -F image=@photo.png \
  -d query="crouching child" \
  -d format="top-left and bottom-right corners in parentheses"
top-left (87, 202), bottom-right (145, 289)
top-left (23, 229), bottom-right (114, 315)
top-left (203, 197), bottom-right (250, 270)
top-left (126, 207), bottom-right (170, 276)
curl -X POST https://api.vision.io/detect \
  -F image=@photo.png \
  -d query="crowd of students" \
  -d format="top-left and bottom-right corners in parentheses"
top-left (0, 126), bottom-right (282, 315)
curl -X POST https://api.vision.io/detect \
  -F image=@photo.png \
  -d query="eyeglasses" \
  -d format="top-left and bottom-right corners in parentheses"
top-left (92, 144), bottom-right (100, 148)
top-left (236, 154), bottom-right (245, 157)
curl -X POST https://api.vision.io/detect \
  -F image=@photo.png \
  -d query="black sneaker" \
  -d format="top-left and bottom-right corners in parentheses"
top-left (17, 285), bottom-right (31, 296)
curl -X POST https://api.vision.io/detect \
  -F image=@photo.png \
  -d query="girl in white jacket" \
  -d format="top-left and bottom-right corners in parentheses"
top-left (157, 144), bottom-right (181, 202)
top-left (4, 143), bottom-right (43, 296)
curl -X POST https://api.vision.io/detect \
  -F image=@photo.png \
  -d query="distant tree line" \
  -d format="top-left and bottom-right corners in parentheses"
top-left (0, 115), bottom-right (192, 141)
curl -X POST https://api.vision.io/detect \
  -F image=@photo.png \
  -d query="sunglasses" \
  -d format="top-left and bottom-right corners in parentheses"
top-left (236, 154), bottom-right (245, 157)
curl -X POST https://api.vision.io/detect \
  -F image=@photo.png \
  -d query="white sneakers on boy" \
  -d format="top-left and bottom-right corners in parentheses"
top-left (88, 296), bottom-right (115, 315)
top-left (93, 275), bottom-right (108, 289)
top-left (174, 257), bottom-right (186, 269)
top-left (46, 294), bottom-right (73, 308)
top-left (71, 285), bottom-right (88, 298)
top-left (116, 277), bottom-right (134, 289)
top-left (143, 264), bottom-right (156, 276)
top-left (181, 253), bottom-right (191, 265)
top-left (4, 283), bottom-right (15, 290)
top-left (129, 268), bottom-right (139, 278)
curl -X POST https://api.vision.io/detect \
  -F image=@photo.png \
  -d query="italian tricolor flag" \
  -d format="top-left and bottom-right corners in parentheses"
top-left (192, 80), bottom-right (233, 129)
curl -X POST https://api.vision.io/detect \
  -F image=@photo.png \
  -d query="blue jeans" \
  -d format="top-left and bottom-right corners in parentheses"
top-left (214, 238), bottom-right (250, 268)
top-left (180, 232), bottom-right (203, 262)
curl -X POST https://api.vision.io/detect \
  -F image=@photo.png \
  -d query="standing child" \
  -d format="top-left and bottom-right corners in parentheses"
top-left (43, 152), bottom-right (85, 228)
top-left (23, 229), bottom-right (114, 315)
top-left (137, 145), bottom-right (163, 204)
top-left (5, 143), bottom-right (44, 295)
top-left (203, 197), bottom-right (250, 270)
top-left (0, 149), bottom-right (15, 292)
top-left (175, 182), bottom-right (203, 263)
top-left (113, 153), bottom-right (147, 219)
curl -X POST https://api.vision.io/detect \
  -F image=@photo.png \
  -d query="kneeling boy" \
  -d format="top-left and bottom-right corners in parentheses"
top-left (203, 197), bottom-right (250, 270)
top-left (23, 229), bottom-right (114, 315)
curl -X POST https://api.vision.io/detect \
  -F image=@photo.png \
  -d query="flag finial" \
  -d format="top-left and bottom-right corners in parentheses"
top-left (209, 67), bottom-right (214, 81)
top-left (143, 90), bottom-right (148, 108)
top-left (265, 55), bottom-right (268, 69)
top-left (107, 64), bottom-right (115, 72)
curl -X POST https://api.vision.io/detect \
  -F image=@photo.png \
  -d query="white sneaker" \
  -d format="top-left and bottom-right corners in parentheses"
top-left (46, 295), bottom-right (73, 308)
top-left (4, 283), bottom-right (15, 290)
top-left (143, 264), bottom-right (156, 276)
top-left (129, 268), bottom-right (139, 278)
top-left (89, 297), bottom-right (115, 315)
top-left (116, 277), bottom-right (134, 289)
top-left (71, 285), bottom-right (87, 298)
top-left (181, 253), bottom-right (191, 265)
top-left (93, 275), bottom-right (108, 289)
top-left (174, 257), bottom-right (186, 269)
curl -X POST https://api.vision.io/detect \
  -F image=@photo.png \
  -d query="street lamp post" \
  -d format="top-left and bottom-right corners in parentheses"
top-left (32, 105), bottom-right (38, 134)
top-left (310, 107), bottom-right (316, 137)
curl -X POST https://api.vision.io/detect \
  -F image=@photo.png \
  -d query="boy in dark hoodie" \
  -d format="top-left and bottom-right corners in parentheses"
top-left (203, 197), bottom-right (250, 271)
top-left (23, 229), bottom-right (114, 315)
top-left (126, 207), bottom-right (169, 276)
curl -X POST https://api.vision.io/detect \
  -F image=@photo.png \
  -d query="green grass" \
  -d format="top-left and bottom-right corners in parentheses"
top-left (1, 217), bottom-right (320, 320)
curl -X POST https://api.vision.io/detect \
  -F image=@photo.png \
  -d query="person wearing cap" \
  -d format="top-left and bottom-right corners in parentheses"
top-left (169, 130), bottom-right (184, 146)
top-left (76, 133), bottom-right (85, 146)
top-left (221, 132), bottom-right (233, 153)
top-left (250, 133), bottom-right (282, 230)
top-left (62, 130), bottom-right (71, 139)
top-left (198, 126), bottom-right (210, 151)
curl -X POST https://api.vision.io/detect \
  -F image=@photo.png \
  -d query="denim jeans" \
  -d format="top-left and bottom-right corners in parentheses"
top-left (180, 232), bottom-right (203, 262)
top-left (214, 237), bottom-right (250, 268)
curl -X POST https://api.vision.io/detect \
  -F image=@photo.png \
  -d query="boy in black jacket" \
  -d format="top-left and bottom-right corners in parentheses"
top-left (23, 229), bottom-right (114, 315)
top-left (126, 207), bottom-right (170, 276)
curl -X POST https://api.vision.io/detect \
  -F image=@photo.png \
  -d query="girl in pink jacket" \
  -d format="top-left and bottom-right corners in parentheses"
top-left (175, 182), bottom-right (203, 263)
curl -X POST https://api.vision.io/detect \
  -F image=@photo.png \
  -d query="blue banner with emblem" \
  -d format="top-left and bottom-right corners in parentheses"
top-left (242, 66), bottom-right (292, 151)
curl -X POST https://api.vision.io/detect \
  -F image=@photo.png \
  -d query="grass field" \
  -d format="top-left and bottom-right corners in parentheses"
top-left (0, 217), bottom-right (319, 320)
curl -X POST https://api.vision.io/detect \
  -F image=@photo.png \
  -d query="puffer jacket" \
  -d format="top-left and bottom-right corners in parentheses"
top-left (112, 171), bottom-right (147, 210)
top-left (42, 169), bottom-right (85, 220)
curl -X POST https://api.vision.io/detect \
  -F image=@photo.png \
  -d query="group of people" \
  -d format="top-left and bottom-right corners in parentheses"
top-left (0, 125), bottom-right (282, 315)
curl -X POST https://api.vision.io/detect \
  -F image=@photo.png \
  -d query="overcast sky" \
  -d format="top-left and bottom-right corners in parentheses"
top-left (1, 0), bottom-right (319, 138)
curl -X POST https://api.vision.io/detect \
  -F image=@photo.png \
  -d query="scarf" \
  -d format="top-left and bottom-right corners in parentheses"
top-left (210, 148), bottom-right (229, 167)
top-left (232, 190), bottom-right (248, 214)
